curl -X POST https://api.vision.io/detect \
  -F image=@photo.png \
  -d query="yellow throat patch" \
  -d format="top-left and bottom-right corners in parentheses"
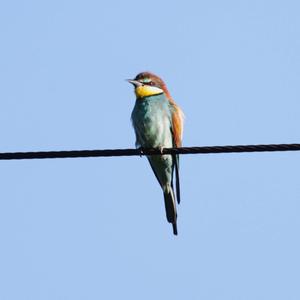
top-left (135, 85), bottom-right (164, 99)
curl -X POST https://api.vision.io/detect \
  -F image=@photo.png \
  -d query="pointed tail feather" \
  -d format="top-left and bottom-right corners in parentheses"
top-left (163, 186), bottom-right (178, 235)
top-left (172, 222), bottom-right (178, 235)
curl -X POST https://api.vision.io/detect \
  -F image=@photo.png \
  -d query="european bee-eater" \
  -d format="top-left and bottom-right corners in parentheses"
top-left (128, 72), bottom-right (184, 235)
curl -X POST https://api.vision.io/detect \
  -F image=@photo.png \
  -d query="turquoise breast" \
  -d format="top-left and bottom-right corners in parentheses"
top-left (131, 94), bottom-right (173, 148)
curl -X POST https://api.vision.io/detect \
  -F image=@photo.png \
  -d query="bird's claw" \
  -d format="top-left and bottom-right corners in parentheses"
top-left (138, 147), bottom-right (145, 157)
top-left (158, 146), bottom-right (164, 155)
top-left (138, 146), bottom-right (164, 156)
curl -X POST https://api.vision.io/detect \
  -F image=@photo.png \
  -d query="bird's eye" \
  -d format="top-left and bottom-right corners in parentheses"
top-left (149, 81), bottom-right (155, 86)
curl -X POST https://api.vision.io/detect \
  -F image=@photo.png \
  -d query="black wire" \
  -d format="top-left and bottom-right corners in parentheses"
top-left (0, 143), bottom-right (300, 160)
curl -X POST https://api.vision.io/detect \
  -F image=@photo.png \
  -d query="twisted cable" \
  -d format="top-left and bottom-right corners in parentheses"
top-left (0, 143), bottom-right (300, 160)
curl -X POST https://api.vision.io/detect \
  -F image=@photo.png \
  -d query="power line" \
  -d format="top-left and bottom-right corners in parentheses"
top-left (0, 143), bottom-right (300, 161)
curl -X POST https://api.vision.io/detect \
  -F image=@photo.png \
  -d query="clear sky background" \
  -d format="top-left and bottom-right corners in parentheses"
top-left (0, 1), bottom-right (300, 299)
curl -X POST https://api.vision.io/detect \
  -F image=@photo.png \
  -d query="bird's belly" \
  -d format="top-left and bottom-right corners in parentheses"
top-left (139, 114), bottom-right (172, 148)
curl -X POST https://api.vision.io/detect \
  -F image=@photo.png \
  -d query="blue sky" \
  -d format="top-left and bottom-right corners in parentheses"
top-left (1, 1), bottom-right (300, 299)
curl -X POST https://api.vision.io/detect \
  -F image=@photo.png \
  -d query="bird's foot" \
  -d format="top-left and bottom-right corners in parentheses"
top-left (138, 147), bottom-right (145, 157)
top-left (158, 146), bottom-right (164, 155)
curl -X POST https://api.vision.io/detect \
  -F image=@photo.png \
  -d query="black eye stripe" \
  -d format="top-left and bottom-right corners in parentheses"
top-left (144, 81), bottom-right (155, 86)
top-left (136, 78), bottom-right (157, 86)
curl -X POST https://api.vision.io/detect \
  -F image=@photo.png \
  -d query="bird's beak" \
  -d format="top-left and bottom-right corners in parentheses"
top-left (126, 79), bottom-right (142, 87)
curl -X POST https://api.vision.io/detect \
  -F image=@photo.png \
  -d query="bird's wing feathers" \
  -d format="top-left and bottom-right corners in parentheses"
top-left (171, 103), bottom-right (184, 147)
top-left (170, 102), bottom-right (184, 204)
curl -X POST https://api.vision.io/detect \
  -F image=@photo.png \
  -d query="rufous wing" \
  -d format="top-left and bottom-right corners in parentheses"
top-left (171, 104), bottom-right (184, 147)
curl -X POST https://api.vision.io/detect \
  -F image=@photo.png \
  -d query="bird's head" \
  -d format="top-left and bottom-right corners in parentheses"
top-left (127, 72), bottom-right (171, 99)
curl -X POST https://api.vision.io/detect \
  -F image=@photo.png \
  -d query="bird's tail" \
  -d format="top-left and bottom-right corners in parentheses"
top-left (163, 186), bottom-right (178, 235)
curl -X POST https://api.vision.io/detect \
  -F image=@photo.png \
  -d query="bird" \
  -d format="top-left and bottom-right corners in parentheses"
top-left (127, 72), bottom-right (184, 235)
